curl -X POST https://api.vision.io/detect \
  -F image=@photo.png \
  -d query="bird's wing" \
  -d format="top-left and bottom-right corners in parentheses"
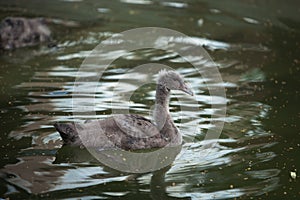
top-left (113, 114), bottom-right (160, 138)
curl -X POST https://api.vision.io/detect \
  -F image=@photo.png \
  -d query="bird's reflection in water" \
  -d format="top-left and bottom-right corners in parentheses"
top-left (150, 166), bottom-right (191, 200)
top-left (56, 145), bottom-right (188, 199)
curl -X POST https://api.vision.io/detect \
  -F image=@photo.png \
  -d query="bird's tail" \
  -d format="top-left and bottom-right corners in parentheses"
top-left (54, 122), bottom-right (81, 145)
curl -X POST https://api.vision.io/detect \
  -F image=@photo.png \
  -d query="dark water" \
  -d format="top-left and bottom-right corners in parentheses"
top-left (0, 0), bottom-right (299, 199)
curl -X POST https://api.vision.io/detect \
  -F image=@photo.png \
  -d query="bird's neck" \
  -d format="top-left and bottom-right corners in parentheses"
top-left (153, 84), bottom-right (171, 130)
top-left (153, 83), bottom-right (181, 145)
top-left (155, 84), bottom-right (170, 107)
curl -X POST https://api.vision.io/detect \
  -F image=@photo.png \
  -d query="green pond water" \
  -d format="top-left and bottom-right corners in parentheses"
top-left (0, 0), bottom-right (299, 199)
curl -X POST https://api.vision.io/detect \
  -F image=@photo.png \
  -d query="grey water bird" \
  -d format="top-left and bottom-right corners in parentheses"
top-left (54, 70), bottom-right (193, 150)
top-left (0, 17), bottom-right (51, 50)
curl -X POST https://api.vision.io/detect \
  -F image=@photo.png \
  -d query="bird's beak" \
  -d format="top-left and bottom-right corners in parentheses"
top-left (181, 83), bottom-right (194, 96)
